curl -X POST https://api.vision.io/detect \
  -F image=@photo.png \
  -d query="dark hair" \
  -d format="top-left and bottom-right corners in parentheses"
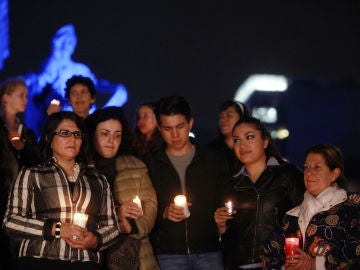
top-left (219, 100), bottom-right (250, 119)
top-left (305, 144), bottom-right (347, 189)
top-left (85, 106), bottom-right (133, 156)
top-left (133, 102), bottom-right (164, 156)
top-left (232, 117), bottom-right (283, 161)
top-left (38, 111), bottom-right (90, 164)
top-left (155, 95), bottom-right (192, 125)
top-left (64, 75), bottom-right (96, 99)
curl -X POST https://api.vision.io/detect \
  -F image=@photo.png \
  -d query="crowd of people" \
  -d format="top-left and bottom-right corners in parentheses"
top-left (0, 75), bottom-right (359, 270)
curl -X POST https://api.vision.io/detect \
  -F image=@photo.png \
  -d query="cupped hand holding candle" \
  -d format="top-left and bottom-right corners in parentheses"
top-left (174, 195), bottom-right (190, 218)
top-left (73, 213), bottom-right (89, 228)
top-left (47, 99), bottom-right (62, 115)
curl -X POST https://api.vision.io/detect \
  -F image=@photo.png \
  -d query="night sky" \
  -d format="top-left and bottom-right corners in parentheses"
top-left (2, 1), bottom-right (360, 172)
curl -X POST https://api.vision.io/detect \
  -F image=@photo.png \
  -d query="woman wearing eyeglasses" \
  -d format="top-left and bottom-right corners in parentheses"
top-left (3, 111), bottom-right (119, 270)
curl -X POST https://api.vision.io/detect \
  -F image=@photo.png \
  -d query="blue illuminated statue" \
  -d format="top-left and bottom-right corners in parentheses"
top-left (0, 0), bottom-right (9, 70)
top-left (24, 24), bottom-right (128, 136)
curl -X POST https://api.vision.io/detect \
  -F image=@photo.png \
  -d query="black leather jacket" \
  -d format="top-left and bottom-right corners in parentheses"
top-left (221, 158), bottom-right (305, 269)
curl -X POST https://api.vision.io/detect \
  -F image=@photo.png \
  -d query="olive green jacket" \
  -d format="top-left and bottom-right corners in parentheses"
top-left (114, 155), bottom-right (159, 270)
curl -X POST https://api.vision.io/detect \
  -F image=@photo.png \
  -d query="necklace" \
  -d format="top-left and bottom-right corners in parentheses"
top-left (68, 163), bottom-right (80, 183)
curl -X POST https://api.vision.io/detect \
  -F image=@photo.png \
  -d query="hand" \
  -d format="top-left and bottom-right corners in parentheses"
top-left (214, 206), bottom-right (235, 233)
top-left (46, 103), bottom-right (62, 115)
top-left (163, 202), bottom-right (190, 222)
top-left (285, 248), bottom-right (314, 270)
top-left (117, 201), bottom-right (143, 233)
top-left (118, 201), bottom-right (143, 220)
top-left (66, 230), bottom-right (98, 250)
top-left (56, 222), bottom-right (86, 241)
top-left (10, 138), bottom-right (25, 151)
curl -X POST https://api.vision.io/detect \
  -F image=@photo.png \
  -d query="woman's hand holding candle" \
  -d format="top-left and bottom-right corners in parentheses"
top-left (53, 222), bottom-right (87, 248)
top-left (118, 200), bottom-right (143, 220)
top-left (214, 204), bottom-right (236, 234)
top-left (284, 237), bottom-right (313, 269)
top-left (116, 199), bottom-right (144, 233)
top-left (284, 248), bottom-right (313, 269)
top-left (46, 99), bottom-right (62, 115)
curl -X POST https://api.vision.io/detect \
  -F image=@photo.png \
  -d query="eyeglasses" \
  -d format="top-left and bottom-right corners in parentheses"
top-left (53, 129), bottom-right (83, 139)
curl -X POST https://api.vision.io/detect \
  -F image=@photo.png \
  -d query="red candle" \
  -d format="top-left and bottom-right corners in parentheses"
top-left (285, 237), bottom-right (299, 259)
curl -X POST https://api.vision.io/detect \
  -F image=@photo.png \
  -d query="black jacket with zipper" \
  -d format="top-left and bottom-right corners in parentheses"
top-left (147, 144), bottom-right (231, 254)
top-left (221, 158), bottom-right (305, 269)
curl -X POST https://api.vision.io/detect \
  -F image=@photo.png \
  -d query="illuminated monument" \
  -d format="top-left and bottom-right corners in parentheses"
top-left (0, 0), bottom-right (9, 70)
top-left (24, 24), bottom-right (128, 136)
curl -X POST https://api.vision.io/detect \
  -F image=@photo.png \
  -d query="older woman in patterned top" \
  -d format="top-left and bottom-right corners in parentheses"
top-left (263, 144), bottom-right (360, 270)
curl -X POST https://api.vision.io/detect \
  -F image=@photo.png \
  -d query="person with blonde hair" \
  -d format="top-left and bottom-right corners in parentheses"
top-left (0, 76), bottom-right (38, 170)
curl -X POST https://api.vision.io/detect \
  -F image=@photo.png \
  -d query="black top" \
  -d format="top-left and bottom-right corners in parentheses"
top-left (207, 136), bottom-right (243, 176)
top-left (147, 144), bottom-right (232, 254)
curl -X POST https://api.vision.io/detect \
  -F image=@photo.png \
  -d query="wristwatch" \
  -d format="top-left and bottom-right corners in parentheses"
top-left (55, 221), bottom-right (61, 239)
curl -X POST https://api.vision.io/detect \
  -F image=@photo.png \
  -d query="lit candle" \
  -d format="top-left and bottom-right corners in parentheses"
top-left (9, 132), bottom-right (20, 141)
top-left (225, 200), bottom-right (233, 215)
top-left (50, 99), bottom-right (60, 106)
top-left (174, 195), bottom-right (190, 218)
top-left (285, 237), bottom-right (299, 260)
top-left (132, 195), bottom-right (143, 216)
top-left (73, 213), bottom-right (88, 228)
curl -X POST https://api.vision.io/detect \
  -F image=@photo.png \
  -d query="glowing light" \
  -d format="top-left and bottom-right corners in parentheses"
top-left (271, 128), bottom-right (290, 140)
top-left (277, 128), bottom-right (289, 139)
top-left (252, 107), bottom-right (278, 123)
top-left (234, 74), bottom-right (288, 103)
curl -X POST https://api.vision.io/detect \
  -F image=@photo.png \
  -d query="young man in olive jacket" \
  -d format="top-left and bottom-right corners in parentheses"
top-left (146, 95), bottom-right (231, 269)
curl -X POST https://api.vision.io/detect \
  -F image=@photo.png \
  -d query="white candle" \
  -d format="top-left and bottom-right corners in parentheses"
top-left (50, 99), bottom-right (60, 106)
top-left (73, 213), bottom-right (88, 228)
top-left (225, 200), bottom-right (233, 215)
top-left (174, 195), bottom-right (190, 218)
top-left (132, 196), bottom-right (143, 216)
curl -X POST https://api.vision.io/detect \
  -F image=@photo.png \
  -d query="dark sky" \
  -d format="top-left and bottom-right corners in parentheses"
top-left (2, 0), bottom-right (360, 145)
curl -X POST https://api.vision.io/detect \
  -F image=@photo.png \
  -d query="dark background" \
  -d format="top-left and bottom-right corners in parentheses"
top-left (1, 0), bottom-right (360, 181)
